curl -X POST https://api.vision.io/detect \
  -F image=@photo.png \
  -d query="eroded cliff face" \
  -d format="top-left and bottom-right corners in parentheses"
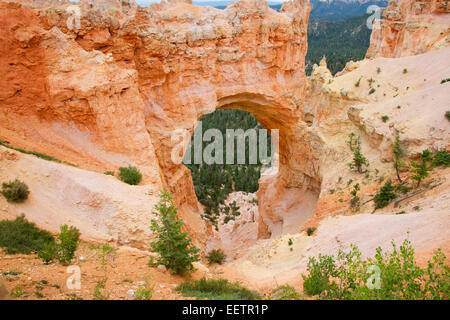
top-left (366, 0), bottom-right (450, 58)
top-left (0, 0), bottom-right (449, 249)
top-left (0, 0), bottom-right (320, 243)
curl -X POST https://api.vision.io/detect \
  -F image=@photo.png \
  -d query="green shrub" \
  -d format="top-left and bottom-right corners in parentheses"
top-left (176, 277), bottom-right (260, 300)
top-left (269, 285), bottom-right (302, 300)
top-left (446, 111), bottom-right (450, 121)
top-left (403, 68), bottom-right (408, 74)
top-left (37, 243), bottom-right (56, 264)
top-left (206, 249), bottom-right (227, 265)
top-left (134, 278), bottom-right (154, 300)
top-left (1, 179), bottom-right (30, 203)
top-left (55, 225), bottom-right (80, 265)
top-left (381, 115), bottom-right (389, 123)
top-left (0, 215), bottom-right (55, 254)
top-left (302, 239), bottom-right (449, 300)
top-left (307, 227), bottom-right (316, 236)
top-left (440, 78), bottom-right (449, 84)
top-left (104, 171), bottom-right (115, 176)
top-left (150, 189), bottom-right (200, 275)
top-left (392, 135), bottom-right (405, 183)
top-left (118, 166), bottom-right (142, 185)
top-left (350, 183), bottom-right (360, 210)
top-left (368, 88), bottom-right (376, 95)
top-left (432, 150), bottom-right (450, 167)
top-left (347, 133), bottom-right (369, 174)
top-left (410, 149), bottom-right (433, 187)
top-left (374, 179), bottom-right (397, 209)
top-left (355, 77), bottom-right (361, 87)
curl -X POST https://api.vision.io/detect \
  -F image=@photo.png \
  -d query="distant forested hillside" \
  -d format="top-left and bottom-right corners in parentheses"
top-left (306, 14), bottom-right (372, 75)
top-left (309, 0), bottom-right (388, 20)
top-left (184, 109), bottom-right (272, 227)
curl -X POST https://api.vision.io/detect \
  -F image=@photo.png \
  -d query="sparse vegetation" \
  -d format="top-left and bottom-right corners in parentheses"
top-left (392, 135), bottom-right (405, 183)
top-left (269, 285), bottom-right (302, 300)
top-left (403, 68), bottom-right (408, 74)
top-left (1, 179), bottom-right (30, 203)
top-left (176, 277), bottom-right (260, 300)
top-left (347, 133), bottom-right (369, 174)
top-left (118, 166), bottom-right (142, 185)
top-left (440, 78), bottom-right (450, 84)
top-left (355, 77), bottom-right (361, 87)
top-left (104, 171), bottom-right (115, 176)
top-left (350, 183), bottom-right (360, 210)
top-left (368, 88), bottom-right (375, 95)
top-left (10, 285), bottom-right (25, 298)
top-left (0, 140), bottom-right (74, 166)
top-left (150, 190), bottom-right (200, 275)
top-left (431, 150), bottom-right (450, 167)
top-left (134, 277), bottom-right (154, 300)
top-left (302, 239), bottom-right (449, 300)
top-left (373, 179), bottom-right (397, 209)
top-left (410, 149), bottom-right (433, 187)
top-left (376, 67), bottom-right (381, 74)
top-left (381, 115), bottom-right (389, 123)
top-left (206, 249), bottom-right (227, 265)
top-left (0, 215), bottom-right (55, 255)
top-left (307, 227), bottom-right (316, 236)
top-left (54, 225), bottom-right (80, 265)
top-left (446, 111), bottom-right (450, 121)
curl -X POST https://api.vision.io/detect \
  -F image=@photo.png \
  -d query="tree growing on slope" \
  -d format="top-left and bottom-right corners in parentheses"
top-left (150, 189), bottom-right (200, 275)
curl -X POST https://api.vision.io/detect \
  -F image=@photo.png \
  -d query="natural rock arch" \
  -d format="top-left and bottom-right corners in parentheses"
top-left (0, 0), bottom-right (324, 242)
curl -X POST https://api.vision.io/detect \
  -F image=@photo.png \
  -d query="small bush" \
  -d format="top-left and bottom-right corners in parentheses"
top-left (118, 166), bottom-right (142, 185)
top-left (134, 277), bottom-right (155, 300)
top-left (381, 115), bottom-right (389, 123)
top-left (355, 77), bottom-right (361, 87)
top-left (432, 150), bottom-right (450, 167)
top-left (104, 171), bottom-right (115, 176)
top-left (410, 149), bottom-right (433, 187)
top-left (55, 225), bottom-right (80, 265)
top-left (206, 249), bottom-right (227, 265)
top-left (269, 285), bottom-right (302, 300)
top-left (403, 68), bottom-right (408, 74)
top-left (374, 179), bottom-right (397, 209)
top-left (302, 239), bottom-right (449, 300)
top-left (440, 78), bottom-right (449, 84)
top-left (446, 111), bottom-right (450, 121)
top-left (1, 179), bottom-right (29, 203)
top-left (37, 243), bottom-right (56, 264)
top-left (176, 277), bottom-right (260, 300)
top-left (307, 227), bottom-right (316, 236)
top-left (368, 88), bottom-right (376, 95)
top-left (0, 215), bottom-right (55, 254)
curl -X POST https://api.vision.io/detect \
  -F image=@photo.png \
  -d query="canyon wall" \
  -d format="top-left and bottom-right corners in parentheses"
top-left (0, 0), bottom-right (321, 243)
top-left (0, 0), bottom-right (449, 248)
top-left (367, 0), bottom-right (450, 58)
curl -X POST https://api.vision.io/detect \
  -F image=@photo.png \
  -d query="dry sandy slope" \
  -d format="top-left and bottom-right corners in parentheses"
top-left (220, 167), bottom-right (450, 291)
top-left (0, 146), bottom-right (162, 249)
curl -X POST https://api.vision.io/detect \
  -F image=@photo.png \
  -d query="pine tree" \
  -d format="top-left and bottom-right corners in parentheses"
top-left (392, 135), bottom-right (404, 183)
top-left (348, 133), bottom-right (369, 173)
top-left (150, 189), bottom-right (200, 275)
top-left (374, 179), bottom-right (397, 209)
top-left (410, 150), bottom-right (433, 187)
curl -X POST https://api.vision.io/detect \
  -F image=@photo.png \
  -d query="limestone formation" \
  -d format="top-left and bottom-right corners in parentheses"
top-left (367, 0), bottom-right (450, 58)
top-left (0, 0), bottom-right (449, 250)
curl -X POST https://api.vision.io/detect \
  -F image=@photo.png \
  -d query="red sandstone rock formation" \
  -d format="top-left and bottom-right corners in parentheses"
top-left (367, 0), bottom-right (450, 58)
top-left (0, 0), bottom-right (448, 248)
top-left (0, 0), bottom-right (318, 241)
